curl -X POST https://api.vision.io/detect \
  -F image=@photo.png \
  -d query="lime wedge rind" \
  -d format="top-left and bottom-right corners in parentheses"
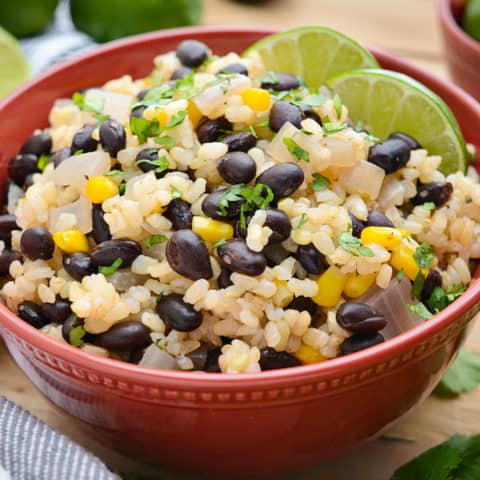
top-left (328, 68), bottom-right (467, 175)
top-left (243, 25), bottom-right (379, 88)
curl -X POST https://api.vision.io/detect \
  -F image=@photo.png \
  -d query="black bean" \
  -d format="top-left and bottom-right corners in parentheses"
top-left (188, 343), bottom-right (208, 370)
top-left (156, 293), bottom-right (203, 331)
top-left (261, 73), bottom-right (300, 91)
top-left (259, 347), bottom-right (301, 370)
top-left (164, 198), bottom-right (193, 230)
top-left (92, 204), bottom-right (112, 244)
top-left (91, 239), bottom-right (142, 268)
top-left (202, 188), bottom-right (244, 221)
top-left (256, 163), bottom-right (304, 199)
top-left (296, 244), bottom-right (326, 275)
top-left (336, 302), bottom-right (386, 333)
top-left (204, 347), bottom-right (222, 372)
top-left (217, 151), bottom-right (257, 184)
top-left (20, 132), bottom-right (52, 156)
top-left (20, 227), bottom-right (54, 260)
top-left (341, 332), bottom-right (384, 355)
top-left (366, 210), bottom-right (394, 228)
top-left (41, 298), bottom-right (72, 324)
top-left (63, 252), bottom-right (96, 281)
top-left (218, 63), bottom-right (248, 75)
top-left (8, 154), bottom-right (39, 186)
top-left (221, 131), bottom-right (257, 153)
top-left (135, 148), bottom-right (169, 178)
top-left (196, 116), bottom-right (232, 143)
top-left (171, 66), bottom-right (193, 80)
top-left (99, 118), bottom-right (126, 157)
top-left (130, 105), bottom-right (147, 120)
top-left (421, 269), bottom-right (443, 303)
top-left (269, 101), bottom-right (305, 132)
top-left (263, 208), bottom-right (291, 245)
top-left (96, 321), bottom-right (151, 352)
top-left (263, 244), bottom-right (290, 267)
top-left (217, 239), bottom-right (266, 276)
top-left (0, 214), bottom-right (18, 247)
top-left (176, 39), bottom-right (209, 67)
top-left (18, 301), bottom-right (49, 329)
top-left (71, 124), bottom-right (98, 154)
top-left (368, 138), bottom-right (411, 174)
top-left (51, 147), bottom-right (71, 168)
top-left (287, 296), bottom-right (318, 318)
top-left (299, 104), bottom-right (322, 124)
top-left (217, 267), bottom-right (233, 288)
top-left (349, 213), bottom-right (365, 238)
top-left (389, 132), bottom-right (421, 150)
top-left (411, 182), bottom-right (453, 207)
top-left (166, 229), bottom-right (213, 280)
top-left (0, 250), bottom-right (21, 277)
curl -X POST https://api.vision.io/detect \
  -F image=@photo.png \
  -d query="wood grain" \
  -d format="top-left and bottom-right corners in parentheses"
top-left (1, 0), bottom-right (473, 478)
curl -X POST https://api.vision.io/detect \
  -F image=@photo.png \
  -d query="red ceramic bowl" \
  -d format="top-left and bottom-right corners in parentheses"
top-left (439, 0), bottom-right (480, 100)
top-left (1, 27), bottom-right (480, 478)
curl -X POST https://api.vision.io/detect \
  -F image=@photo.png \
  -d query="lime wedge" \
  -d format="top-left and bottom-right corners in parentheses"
top-left (0, 27), bottom-right (29, 99)
top-left (329, 69), bottom-right (467, 175)
top-left (243, 26), bottom-right (379, 88)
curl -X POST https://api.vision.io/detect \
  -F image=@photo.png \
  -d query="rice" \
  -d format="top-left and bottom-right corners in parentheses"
top-left (2, 37), bottom-right (479, 375)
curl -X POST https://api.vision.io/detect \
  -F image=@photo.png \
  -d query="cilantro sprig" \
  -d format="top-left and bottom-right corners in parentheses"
top-left (72, 92), bottom-right (109, 124)
top-left (311, 173), bottom-right (330, 192)
top-left (69, 323), bottom-right (86, 348)
top-left (146, 234), bottom-right (168, 249)
top-left (323, 121), bottom-right (348, 134)
top-left (283, 137), bottom-right (310, 163)
top-left (405, 302), bottom-right (432, 319)
top-left (136, 153), bottom-right (169, 174)
top-left (37, 154), bottom-right (50, 172)
top-left (338, 232), bottom-right (374, 257)
top-left (99, 258), bottom-right (123, 276)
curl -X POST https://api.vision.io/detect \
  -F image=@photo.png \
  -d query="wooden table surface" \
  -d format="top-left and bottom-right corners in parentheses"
top-left (1, 0), bottom-right (478, 479)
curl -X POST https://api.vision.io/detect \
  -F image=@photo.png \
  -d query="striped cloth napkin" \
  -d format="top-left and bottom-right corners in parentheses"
top-left (0, 397), bottom-right (119, 480)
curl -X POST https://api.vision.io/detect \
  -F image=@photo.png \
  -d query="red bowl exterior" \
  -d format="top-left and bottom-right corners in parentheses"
top-left (438, 0), bottom-right (480, 101)
top-left (1, 27), bottom-right (480, 477)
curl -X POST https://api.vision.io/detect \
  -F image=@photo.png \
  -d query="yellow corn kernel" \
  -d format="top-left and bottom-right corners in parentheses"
top-left (272, 280), bottom-right (294, 308)
top-left (343, 272), bottom-right (376, 298)
top-left (188, 100), bottom-right (202, 129)
top-left (391, 245), bottom-right (420, 281)
top-left (398, 228), bottom-right (412, 238)
top-left (143, 77), bottom-right (153, 88)
top-left (192, 216), bottom-right (234, 243)
top-left (313, 266), bottom-right (346, 307)
top-left (241, 88), bottom-right (271, 111)
top-left (53, 230), bottom-right (90, 254)
top-left (294, 344), bottom-right (327, 364)
top-left (156, 109), bottom-right (168, 127)
top-left (86, 176), bottom-right (119, 204)
top-left (151, 203), bottom-right (164, 214)
top-left (361, 226), bottom-right (402, 250)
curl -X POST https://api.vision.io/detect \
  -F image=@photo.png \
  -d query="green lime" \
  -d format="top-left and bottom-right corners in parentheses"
top-left (329, 69), bottom-right (467, 175)
top-left (463, 0), bottom-right (480, 42)
top-left (0, 0), bottom-right (58, 38)
top-left (0, 27), bottom-right (29, 99)
top-left (70, 0), bottom-right (203, 43)
top-left (242, 26), bottom-right (379, 87)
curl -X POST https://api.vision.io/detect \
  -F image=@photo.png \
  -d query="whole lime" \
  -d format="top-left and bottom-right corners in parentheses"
top-left (70, 0), bottom-right (203, 43)
top-left (0, 26), bottom-right (29, 99)
top-left (0, 0), bottom-right (58, 38)
top-left (463, 0), bottom-right (480, 42)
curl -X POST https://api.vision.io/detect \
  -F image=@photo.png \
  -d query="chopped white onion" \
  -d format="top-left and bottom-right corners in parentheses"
top-left (338, 161), bottom-right (385, 200)
top-left (139, 344), bottom-right (179, 370)
top-left (84, 88), bottom-right (133, 125)
top-left (48, 196), bottom-right (92, 233)
top-left (53, 151), bottom-right (110, 190)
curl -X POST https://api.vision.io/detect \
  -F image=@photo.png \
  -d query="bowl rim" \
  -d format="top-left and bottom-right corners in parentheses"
top-left (438, 0), bottom-right (480, 54)
top-left (1, 25), bottom-right (480, 387)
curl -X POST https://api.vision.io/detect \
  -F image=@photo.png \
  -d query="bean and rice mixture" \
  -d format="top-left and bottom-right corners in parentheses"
top-left (1, 39), bottom-right (479, 373)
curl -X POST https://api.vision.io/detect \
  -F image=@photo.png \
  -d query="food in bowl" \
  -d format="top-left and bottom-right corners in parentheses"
top-left (1, 28), bottom-right (479, 375)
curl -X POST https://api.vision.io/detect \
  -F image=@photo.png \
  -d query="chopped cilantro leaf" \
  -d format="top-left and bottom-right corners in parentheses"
top-left (435, 349), bottom-right (480, 397)
top-left (311, 173), bottom-right (330, 192)
top-left (338, 232), bottom-right (374, 257)
top-left (72, 92), bottom-right (108, 123)
top-left (333, 94), bottom-right (342, 118)
top-left (295, 213), bottom-right (308, 230)
top-left (118, 182), bottom-right (126, 195)
top-left (411, 271), bottom-right (426, 300)
top-left (165, 110), bottom-right (187, 129)
top-left (69, 324), bottom-right (86, 347)
top-left (104, 169), bottom-right (123, 177)
top-left (216, 183), bottom-right (274, 219)
top-left (413, 242), bottom-right (434, 269)
top-left (354, 120), bottom-right (365, 132)
top-left (283, 137), bottom-right (310, 163)
top-left (300, 128), bottom-right (314, 135)
top-left (136, 155), bottom-right (169, 174)
top-left (213, 238), bottom-right (227, 249)
top-left (37, 154), bottom-right (50, 172)
top-left (170, 185), bottom-right (182, 199)
top-left (406, 302), bottom-right (432, 319)
top-left (99, 258), bottom-right (123, 276)
top-left (155, 135), bottom-right (175, 148)
top-left (423, 202), bottom-right (436, 211)
top-left (156, 292), bottom-right (164, 302)
top-left (146, 234), bottom-right (168, 249)
top-left (261, 70), bottom-right (279, 85)
top-left (323, 121), bottom-right (348, 134)
top-left (297, 94), bottom-right (327, 107)
top-left (74, 149), bottom-right (84, 156)
top-left (426, 284), bottom-right (467, 313)
top-left (155, 337), bottom-right (169, 351)
top-left (130, 116), bottom-right (161, 144)
top-left (396, 270), bottom-right (405, 283)
top-left (248, 125), bottom-right (258, 139)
